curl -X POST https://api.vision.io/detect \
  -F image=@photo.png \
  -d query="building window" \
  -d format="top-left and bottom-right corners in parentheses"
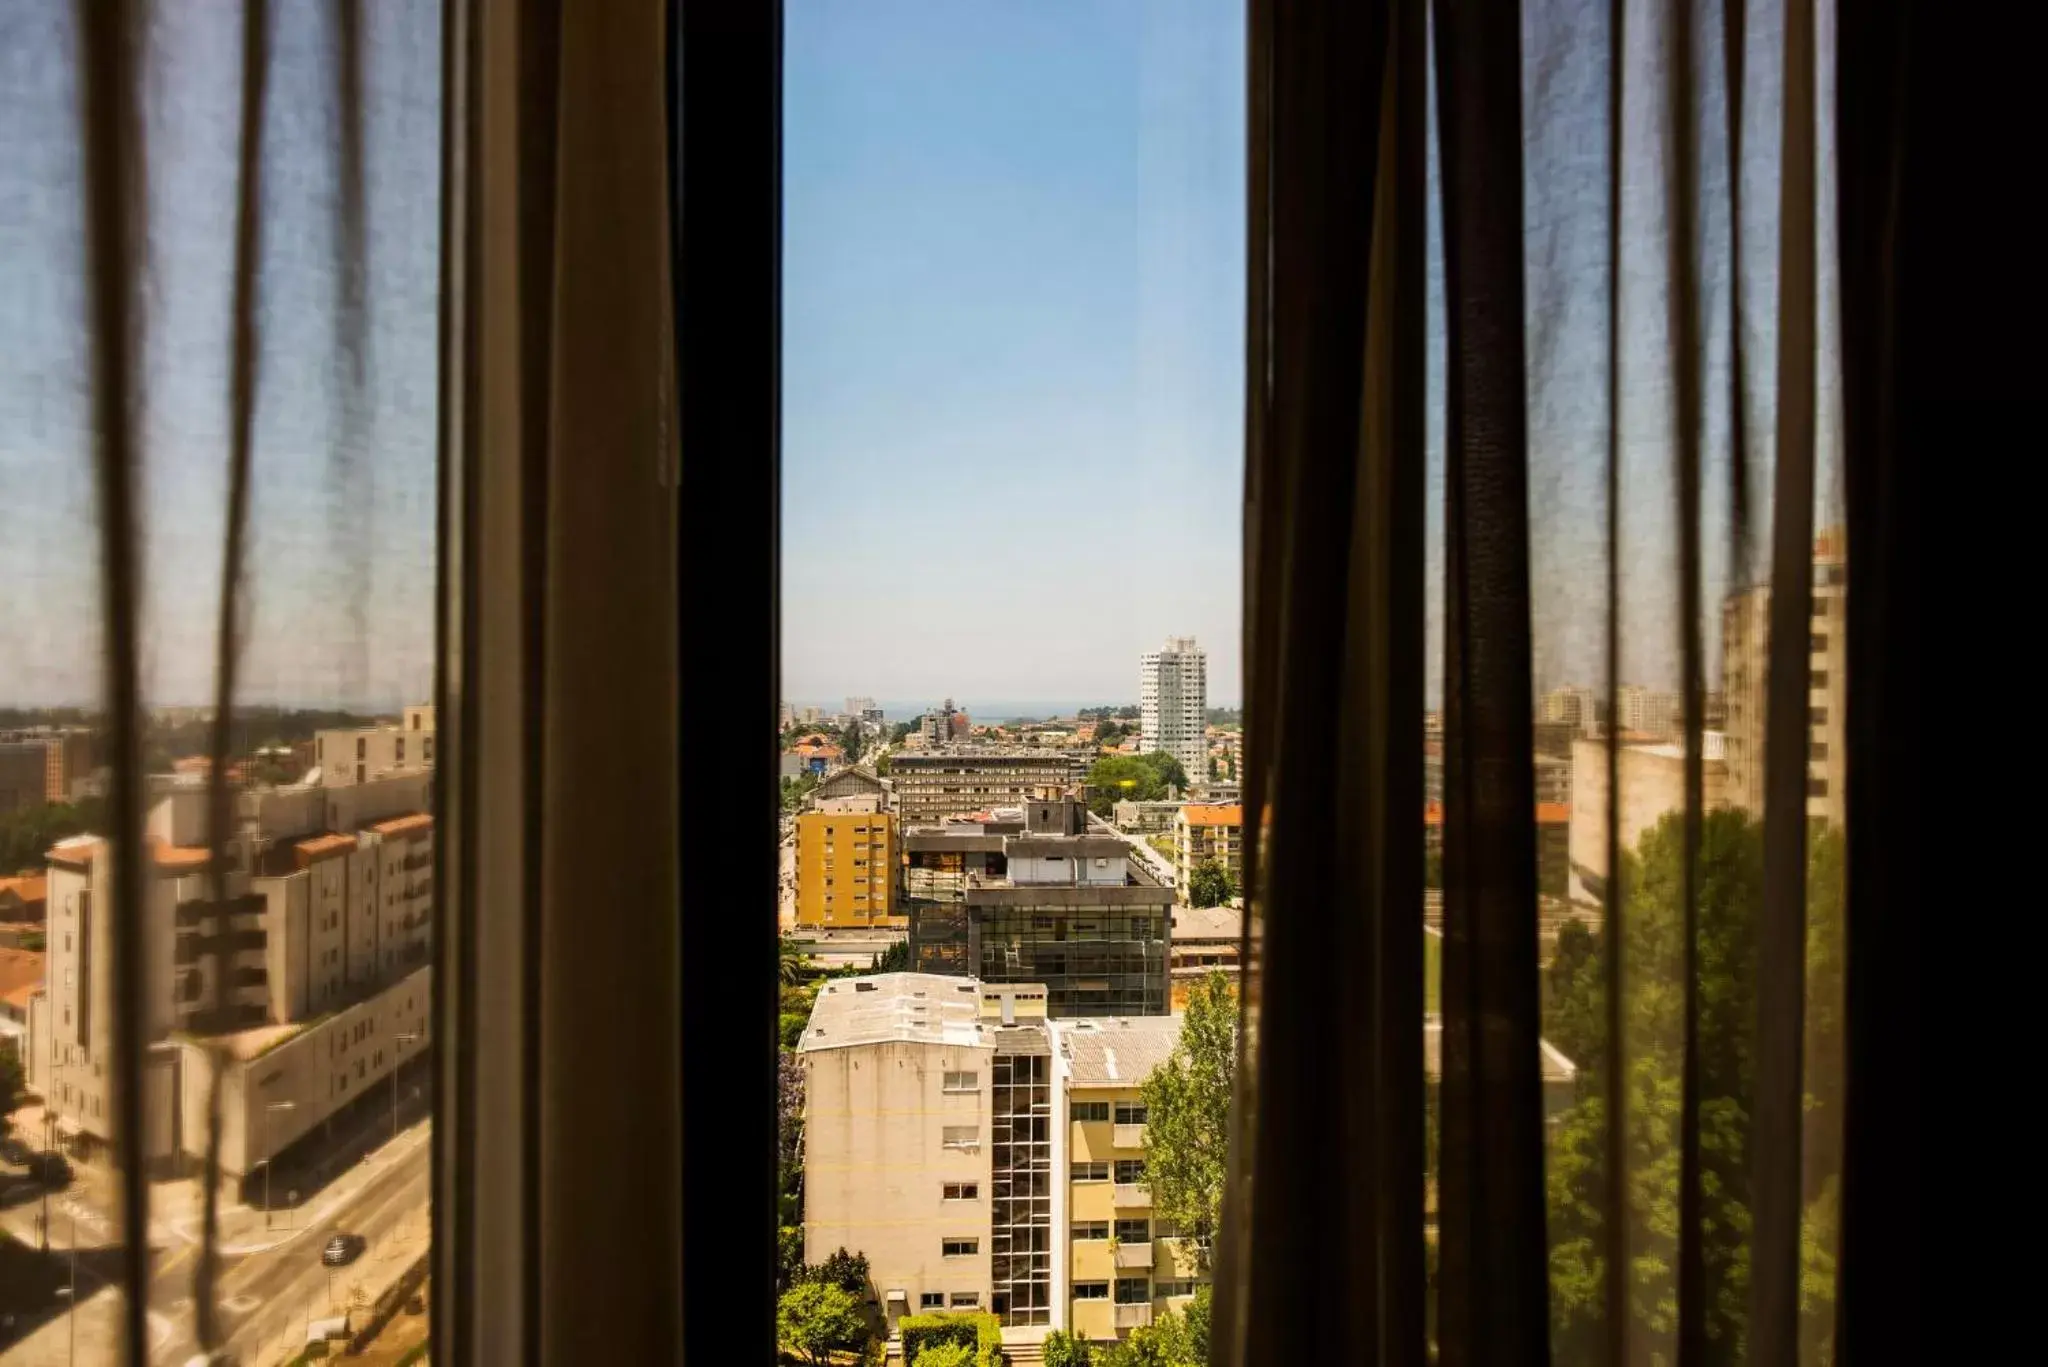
top-left (1810, 740), bottom-right (1829, 760)
top-left (1155, 1280), bottom-right (1197, 1299)
top-left (1810, 706), bottom-right (1829, 726)
top-left (1114, 1101), bottom-right (1147, 1125)
top-left (949, 1293), bottom-right (981, 1309)
top-left (943, 1182), bottom-right (979, 1201)
top-left (942, 1238), bottom-right (979, 1257)
top-left (1114, 1278), bottom-right (1150, 1305)
top-left (1807, 776), bottom-right (1829, 798)
top-left (1810, 668), bottom-right (1829, 687)
top-left (395, 737), bottom-right (406, 762)
top-left (1073, 1282), bottom-right (1110, 1301)
top-left (941, 1126), bottom-right (979, 1150)
top-left (1810, 632), bottom-right (1829, 652)
top-left (920, 1293), bottom-right (945, 1309)
top-left (1071, 1161), bottom-right (1109, 1183)
top-left (942, 1070), bottom-right (978, 1092)
top-left (1114, 1159), bottom-right (1146, 1184)
top-left (1071, 1101), bottom-right (1109, 1123)
top-left (1073, 1222), bottom-right (1109, 1240)
top-left (1115, 1218), bottom-right (1151, 1245)
top-left (357, 737), bottom-right (367, 759)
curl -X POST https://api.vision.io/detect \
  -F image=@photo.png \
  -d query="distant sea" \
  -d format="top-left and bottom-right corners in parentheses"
top-left (796, 700), bottom-right (1240, 724)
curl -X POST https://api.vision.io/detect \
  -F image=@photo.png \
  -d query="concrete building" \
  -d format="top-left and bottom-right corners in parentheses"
top-left (1720, 531), bottom-right (1847, 828)
top-left (1617, 686), bottom-right (1681, 740)
top-left (1566, 735), bottom-right (1730, 907)
top-left (1110, 800), bottom-right (1185, 836)
top-left (890, 750), bottom-right (1087, 826)
top-left (1539, 684), bottom-right (1600, 735)
top-left (33, 772), bottom-right (433, 1179)
top-left (314, 705), bottom-right (435, 788)
top-left (1172, 804), bottom-right (1243, 907)
top-left (797, 976), bottom-right (1198, 1349)
top-left (903, 798), bottom-right (1172, 1016)
top-left (0, 730), bottom-right (97, 814)
top-left (1168, 906), bottom-right (1240, 1010)
top-left (796, 805), bottom-right (901, 929)
top-left (1138, 637), bottom-right (1207, 783)
top-left (1534, 754), bottom-right (1573, 806)
top-left (801, 973), bottom-right (1581, 1351)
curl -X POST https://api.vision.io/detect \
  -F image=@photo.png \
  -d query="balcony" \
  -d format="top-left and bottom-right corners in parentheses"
top-left (1112, 1183), bottom-right (1149, 1209)
top-left (1113, 1242), bottom-right (1153, 1270)
top-left (1115, 1304), bottom-right (1154, 1330)
top-left (1113, 1123), bottom-right (1147, 1149)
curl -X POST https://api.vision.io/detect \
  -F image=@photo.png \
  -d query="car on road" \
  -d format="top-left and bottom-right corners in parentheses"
top-left (322, 1232), bottom-right (368, 1267)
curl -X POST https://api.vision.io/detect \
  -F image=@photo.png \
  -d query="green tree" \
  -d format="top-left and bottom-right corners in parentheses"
top-left (806, 1246), bottom-right (871, 1298)
top-left (911, 1343), bottom-right (974, 1367)
top-left (1094, 719), bottom-right (1129, 747)
top-left (780, 932), bottom-right (812, 985)
top-left (840, 719), bottom-right (866, 764)
top-left (1139, 972), bottom-right (1236, 1254)
top-left (1096, 1290), bottom-right (1210, 1367)
top-left (1042, 1328), bottom-right (1095, 1367)
top-left (1185, 860), bottom-right (1235, 909)
top-left (1084, 751), bottom-right (1191, 816)
top-left (777, 1280), bottom-right (868, 1366)
top-left (870, 939), bottom-right (910, 973)
top-left (1543, 813), bottom-right (1846, 1365)
top-left (1542, 917), bottom-right (1604, 1073)
top-left (781, 772), bottom-right (821, 813)
top-left (0, 1050), bottom-right (25, 1134)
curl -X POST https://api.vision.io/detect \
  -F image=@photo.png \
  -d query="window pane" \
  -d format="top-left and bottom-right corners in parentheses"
top-left (777, 0), bottom-right (1244, 1351)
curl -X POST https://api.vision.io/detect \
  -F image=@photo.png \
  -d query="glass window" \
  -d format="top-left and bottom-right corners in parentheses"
top-left (1073, 1282), bottom-right (1110, 1301)
top-left (1072, 1221), bottom-right (1110, 1240)
top-left (1114, 1101), bottom-right (1148, 1125)
top-left (943, 1182), bottom-right (979, 1201)
top-left (942, 1070), bottom-right (979, 1092)
top-left (1114, 1159), bottom-right (1146, 1184)
top-left (1071, 1161), bottom-right (1109, 1183)
top-left (1114, 1278), bottom-right (1151, 1304)
top-left (942, 1238), bottom-right (979, 1257)
top-left (1115, 1218), bottom-right (1150, 1244)
top-left (1071, 1101), bottom-right (1110, 1123)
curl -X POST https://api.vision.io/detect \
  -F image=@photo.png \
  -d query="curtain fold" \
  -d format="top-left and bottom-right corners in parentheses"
top-left (1226, 1), bottom-right (1426, 1364)
top-left (1431, 0), bottom-right (1550, 1361)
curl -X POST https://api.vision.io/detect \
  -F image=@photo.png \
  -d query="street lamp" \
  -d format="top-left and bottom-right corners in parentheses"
top-left (259, 1100), bottom-right (296, 1229)
top-left (390, 1032), bottom-right (422, 1142)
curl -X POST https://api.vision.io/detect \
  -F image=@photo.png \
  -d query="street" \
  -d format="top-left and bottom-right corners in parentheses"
top-left (0, 1119), bottom-right (431, 1366)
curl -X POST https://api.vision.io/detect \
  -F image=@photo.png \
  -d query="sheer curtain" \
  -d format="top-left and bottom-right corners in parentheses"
top-left (1222, 0), bottom-right (1917, 1364)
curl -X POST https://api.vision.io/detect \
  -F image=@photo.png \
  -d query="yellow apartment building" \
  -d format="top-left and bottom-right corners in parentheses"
top-left (795, 801), bottom-right (902, 929)
top-left (1172, 803), bottom-right (1243, 906)
top-left (1052, 1015), bottom-right (1206, 1342)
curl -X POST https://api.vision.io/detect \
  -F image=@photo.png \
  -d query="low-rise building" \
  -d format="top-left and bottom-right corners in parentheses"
top-left (890, 750), bottom-right (1087, 826)
top-left (1168, 906), bottom-right (1240, 1011)
top-left (1566, 735), bottom-right (1730, 907)
top-left (1109, 800), bottom-right (1184, 836)
top-left (903, 798), bottom-right (1172, 1017)
top-left (313, 705), bottom-right (435, 788)
top-left (1172, 804), bottom-right (1243, 906)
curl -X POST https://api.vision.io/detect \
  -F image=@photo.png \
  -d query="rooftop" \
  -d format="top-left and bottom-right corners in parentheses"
top-left (1181, 803), bottom-right (1243, 828)
top-left (296, 833), bottom-right (360, 860)
top-left (0, 945), bottom-right (44, 1005)
top-left (798, 972), bottom-right (991, 1052)
top-left (1171, 906), bottom-right (1242, 942)
top-left (1051, 1015), bottom-right (1183, 1086)
top-left (0, 874), bottom-right (48, 904)
top-left (368, 812), bottom-right (433, 837)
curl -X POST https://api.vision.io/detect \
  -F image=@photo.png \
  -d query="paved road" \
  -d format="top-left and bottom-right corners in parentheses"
top-left (0, 1121), bottom-right (430, 1366)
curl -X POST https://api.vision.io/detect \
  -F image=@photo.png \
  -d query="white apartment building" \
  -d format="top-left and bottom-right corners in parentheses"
top-left (1539, 684), bottom-right (1599, 735)
top-left (1565, 734), bottom-right (1730, 907)
top-left (1138, 637), bottom-right (1207, 784)
top-left (31, 772), bottom-right (433, 1177)
top-left (1617, 685), bottom-right (1681, 739)
top-left (314, 704), bottom-right (435, 788)
top-left (1721, 533), bottom-right (1847, 828)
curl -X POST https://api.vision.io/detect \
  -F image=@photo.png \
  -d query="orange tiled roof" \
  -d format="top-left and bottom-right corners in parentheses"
top-left (369, 812), bottom-right (433, 838)
top-left (46, 838), bottom-right (102, 869)
top-left (0, 874), bottom-right (48, 904)
top-left (0, 945), bottom-right (45, 1003)
top-left (1182, 804), bottom-right (1243, 827)
top-left (296, 833), bottom-right (359, 860)
top-left (1423, 800), bottom-right (1569, 826)
top-left (153, 844), bottom-right (214, 872)
top-left (3, 981), bottom-right (37, 1012)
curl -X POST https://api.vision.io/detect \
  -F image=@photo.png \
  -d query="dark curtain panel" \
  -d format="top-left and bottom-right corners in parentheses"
top-left (1431, 0), bottom-right (1550, 1363)
top-left (1224, 1), bottom-right (1426, 1364)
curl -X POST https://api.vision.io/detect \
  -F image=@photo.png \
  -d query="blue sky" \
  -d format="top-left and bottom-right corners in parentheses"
top-left (1, 0), bottom-right (1839, 717)
top-left (780, 0), bottom-right (1248, 708)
